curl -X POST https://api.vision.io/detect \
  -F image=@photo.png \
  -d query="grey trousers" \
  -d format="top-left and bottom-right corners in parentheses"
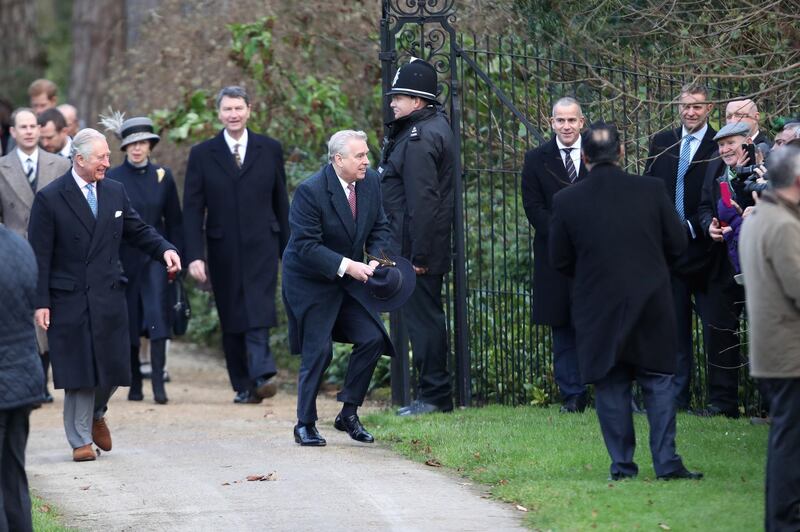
top-left (63, 387), bottom-right (116, 449)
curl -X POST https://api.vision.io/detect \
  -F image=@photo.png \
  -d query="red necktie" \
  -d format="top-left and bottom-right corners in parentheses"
top-left (347, 183), bottom-right (357, 219)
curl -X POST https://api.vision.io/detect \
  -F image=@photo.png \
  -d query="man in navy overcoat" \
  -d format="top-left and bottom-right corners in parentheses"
top-left (283, 130), bottom-right (394, 446)
top-left (28, 129), bottom-right (180, 461)
top-left (183, 86), bottom-right (290, 404)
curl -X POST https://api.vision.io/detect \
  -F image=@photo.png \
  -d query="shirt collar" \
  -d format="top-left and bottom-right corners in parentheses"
top-left (223, 128), bottom-right (248, 152)
top-left (681, 122), bottom-right (708, 142)
top-left (72, 168), bottom-right (94, 190)
top-left (59, 137), bottom-right (73, 159)
top-left (16, 146), bottom-right (39, 168)
top-left (335, 170), bottom-right (353, 193)
top-left (555, 136), bottom-right (581, 152)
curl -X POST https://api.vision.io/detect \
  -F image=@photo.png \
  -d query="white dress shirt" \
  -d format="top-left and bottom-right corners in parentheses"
top-left (59, 136), bottom-right (73, 159)
top-left (678, 123), bottom-right (708, 240)
top-left (223, 128), bottom-right (248, 165)
top-left (16, 147), bottom-right (39, 177)
top-left (555, 136), bottom-right (582, 174)
top-left (72, 169), bottom-right (95, 201)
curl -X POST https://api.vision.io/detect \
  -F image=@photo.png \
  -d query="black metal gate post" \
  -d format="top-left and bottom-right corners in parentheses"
top-left (379, 0), bottom-right (471, 407)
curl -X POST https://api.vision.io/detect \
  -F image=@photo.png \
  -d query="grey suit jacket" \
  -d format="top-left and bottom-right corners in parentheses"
top-left (0, 148), bottom-right (71, 238)
top-left (0, 148), bottom-right (71, 353)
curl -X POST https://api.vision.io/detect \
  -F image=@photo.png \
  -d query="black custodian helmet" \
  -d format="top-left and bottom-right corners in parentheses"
top-left (385, 57), bottom-right (439, 102)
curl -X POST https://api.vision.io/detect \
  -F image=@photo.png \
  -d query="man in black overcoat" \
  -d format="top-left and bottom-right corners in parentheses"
top-left (550, 122), bottom-right (702, 481)
top-left (183, 86), bottom-right (290, 404)
top-left (28, 129), bottom-right (180, 461)
top-left (521, 96), bottom-right (589, 412)
top-left (644, 83), bottom-right (739, 416)
top-left (283, 130), bottom-right (394, 446)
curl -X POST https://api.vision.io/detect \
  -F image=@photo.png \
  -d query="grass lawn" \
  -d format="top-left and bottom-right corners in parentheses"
top-left (31, 494), bottom-right (74, 532)
top-left (364, 405), bottom-right (767, 531)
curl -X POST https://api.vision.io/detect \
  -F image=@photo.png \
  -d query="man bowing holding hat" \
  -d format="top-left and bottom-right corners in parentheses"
top-left (283, 129), bottom-right (414, 446)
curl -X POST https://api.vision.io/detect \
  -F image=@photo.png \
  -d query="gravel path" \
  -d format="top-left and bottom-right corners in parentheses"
top-left (26, 341), bottom-right (525, 531)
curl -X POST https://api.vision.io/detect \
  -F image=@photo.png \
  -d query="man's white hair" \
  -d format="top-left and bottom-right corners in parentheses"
top-left (71, 128), bottom-right (106, 161)
top-left (328, 130), bottom-right (368, 161)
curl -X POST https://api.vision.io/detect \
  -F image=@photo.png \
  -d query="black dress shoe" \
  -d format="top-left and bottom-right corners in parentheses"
top-left (560, 394), bottom-right (588, 413)
top-left (254, 376), bottom-right (277, 399)
top-left (334, 413), bottom-right (374, 443)
top-left (294, 424), bottom-right (326, 446)
top-left (657, 467), bottom-right (704, 480)
top-left (128, 390), bottom-right (144, 401)
top-left (233, 390), bottom-right (263, 404)
top-left (609, 472), bottom-right (636, 481)
top-left (396, 400), bottom-right (452, 416)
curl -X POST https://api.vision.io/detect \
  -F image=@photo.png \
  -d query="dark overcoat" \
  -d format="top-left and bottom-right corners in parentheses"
top-left (549, 164), bottom-right (687, 383)
top-left (28, 173), bottom-right (175, 389)
top-left (644, 125), bottom-right (717, 281)
top-left (379, 105), bottom-right (455, 275)
top-left (521, 137), bottom-right (589, 325)
top-left (282, 165), bottom-right (394, 357)
top-left (183, 129), bottom-right (290, 333)
top-left (107, 159), bottom-right (184, 344)
top-left (0, 225), bottom-right (44, 409)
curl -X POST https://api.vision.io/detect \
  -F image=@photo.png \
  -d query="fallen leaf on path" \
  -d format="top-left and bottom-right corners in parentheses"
top-left (246, 471), bottom-right (278, 481)
top-left (658, 523), bottom-right (671, 530)
top-left (515, 505), bottom-right (528, 512)
top-left (79, 486), bottom-right (90, 491)
top-left (424, 458), bottom-right (442, 467)
top-left (38, 505), bottom-right (51, 513)
top-left (221, 482), bottom-right (231, 486)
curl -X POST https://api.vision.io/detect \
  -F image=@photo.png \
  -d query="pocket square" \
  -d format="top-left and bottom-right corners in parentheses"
top-left (115, 210), bottom-right (122, 218)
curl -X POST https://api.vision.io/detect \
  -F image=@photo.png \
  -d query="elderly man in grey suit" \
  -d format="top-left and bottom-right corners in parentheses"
top-left (0, 107), bottom-right (71, 404)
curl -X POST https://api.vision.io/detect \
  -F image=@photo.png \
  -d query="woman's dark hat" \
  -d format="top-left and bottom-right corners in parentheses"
top-left (98, 109), bottom-right (160, 151)
top-left (385, 57), bottom-right (439, 102)
top-left (356, 253), bottom-right (416, 312)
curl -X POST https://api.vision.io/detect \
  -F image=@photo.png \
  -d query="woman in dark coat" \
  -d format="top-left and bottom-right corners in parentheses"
top-left (104, 115), bottom-right (183, 404)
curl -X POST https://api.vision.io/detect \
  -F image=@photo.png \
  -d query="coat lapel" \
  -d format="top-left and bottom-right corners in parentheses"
top-left (239, 133), bottom-right (261, 177)
top-left (543, 138), bottom-right (572, 186)
top-left (209, 131), bottom-right (240, 180)
top-left (0, 153), bottom-right (35, 209)
top-left (60, 174), bottom-right (96, 236)
top-left (325, 164), bottom-right (356, 240)
top-left (87, 179), bottom-right (113, 259)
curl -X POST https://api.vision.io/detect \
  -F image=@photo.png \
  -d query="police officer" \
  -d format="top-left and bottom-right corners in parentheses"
top-left (379, 58), bottom-right (456, 416)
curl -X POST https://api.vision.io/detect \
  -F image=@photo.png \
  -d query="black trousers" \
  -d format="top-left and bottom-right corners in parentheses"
top-left (296, 294), bottom-right (386, 425)
top-left (671, 274), bottom-right (742, 411)
top-left (763, 378), bottom-right (800, 532)
top-left (401, 274), bottom-right (452, 408)
top-left (222, 327), bottom-right (277, 393)
top-left (0, 406), bottom-right (33, 532)
top-left (594, 363), bottom-right (685, 478)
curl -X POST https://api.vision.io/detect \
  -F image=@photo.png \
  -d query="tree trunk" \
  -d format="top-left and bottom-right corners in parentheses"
top-left (0, 0), bottom-right (47, 105)
top-left (68, 0), bottom-right (126, 129)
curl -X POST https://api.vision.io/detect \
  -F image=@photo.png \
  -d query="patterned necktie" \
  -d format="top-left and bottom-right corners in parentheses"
top-left (85, 183), bottom-right (98, 218)
top-left (347, 183), bottom-right (357, 219)
top-left (562, 148), bottom-right (578, 183)
top-left (675, 136), bottom-right (695, 219)
top-left (25, 158), bottom-right (36, 191)
top-left (233, 143), bottom-right (242, 169)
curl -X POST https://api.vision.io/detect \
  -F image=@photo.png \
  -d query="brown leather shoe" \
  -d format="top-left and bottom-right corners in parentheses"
top-left (92, 417), bottom-right (112, 451)
top-left (72, 444), bottom-right (96, 462)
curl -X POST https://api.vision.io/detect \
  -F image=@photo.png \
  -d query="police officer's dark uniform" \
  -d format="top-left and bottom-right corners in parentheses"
top-left (378, 58), bottom-right (456, 415)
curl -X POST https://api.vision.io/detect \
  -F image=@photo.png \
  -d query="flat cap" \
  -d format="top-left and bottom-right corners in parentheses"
top-left (713, 122), bottom-right (750, 141)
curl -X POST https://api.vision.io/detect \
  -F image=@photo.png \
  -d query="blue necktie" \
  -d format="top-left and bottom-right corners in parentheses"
top-left (675, 136), bottom-right (694, 219)
top-left (85, 184), bottom-right (97, 218)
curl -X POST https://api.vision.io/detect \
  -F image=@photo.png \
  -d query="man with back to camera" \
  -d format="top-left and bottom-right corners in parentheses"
top-left (521, 96), bottom-right (589, 413)
top-left (28, 128), bottom-right (180, 461)
top-left (645, 83), bottom-right (742, 417)
top-left (183, 86), bottom-right (290, 404)
top-left (550, 121), bottom-right (702, 481)
top-left (739, 144), bottom-right (800, 531)
top-left (378, 57), bottom-right (456, 416)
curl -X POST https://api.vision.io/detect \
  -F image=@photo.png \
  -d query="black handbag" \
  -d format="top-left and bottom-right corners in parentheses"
top-left (170, 273), bottom-right (192, 336)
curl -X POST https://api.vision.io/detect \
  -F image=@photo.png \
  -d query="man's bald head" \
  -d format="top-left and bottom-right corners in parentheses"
top-left (57, 104), bottom-right (79, 137)
top-left (725, 99), bottom-right (760, 138)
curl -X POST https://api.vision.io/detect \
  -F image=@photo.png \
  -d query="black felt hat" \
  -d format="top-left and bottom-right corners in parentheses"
top-left (355, 254), bottom-right (416, 312)
top-left (385, 57), bottom-right (439, 102)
